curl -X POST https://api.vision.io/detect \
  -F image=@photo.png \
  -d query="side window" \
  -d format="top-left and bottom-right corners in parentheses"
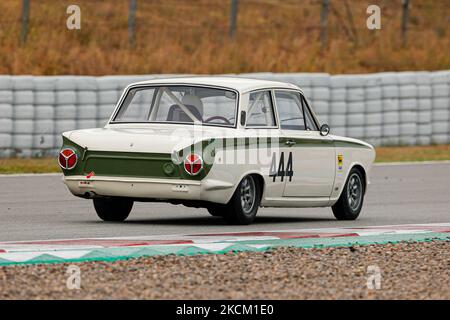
top-left (246, 91), bottom-right (276, 127)
top-left (202, 95), bottom-right (236, 125)
top-left (302, 96), bottom-right (319, 131)
top-left (275, 91), bottom-right (305, 130)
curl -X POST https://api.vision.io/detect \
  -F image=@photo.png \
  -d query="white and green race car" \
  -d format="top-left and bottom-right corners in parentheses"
top-left (59, 77), bottom-right (375, 225)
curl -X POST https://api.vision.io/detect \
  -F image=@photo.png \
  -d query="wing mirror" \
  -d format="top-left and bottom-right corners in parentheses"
top-left (320, 124), bottom-right (330, 136)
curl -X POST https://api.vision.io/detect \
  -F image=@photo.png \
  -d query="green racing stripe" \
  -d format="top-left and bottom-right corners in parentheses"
top-left (60, 136), bottom-right (370, 179)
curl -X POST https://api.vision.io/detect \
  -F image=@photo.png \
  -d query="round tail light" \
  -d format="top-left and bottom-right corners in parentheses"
top-left (183, 153), bottom-right (203, 176)
top-left (59, 148), bottom-right (78, 170)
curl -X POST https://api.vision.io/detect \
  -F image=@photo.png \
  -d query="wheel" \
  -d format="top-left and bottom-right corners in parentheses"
top-left (222, 175), bottom-right (261, 225)
top-left (93, 197), bottom-right (133, 222)
top-left (332, 168), bottom-right (365, 220)
top-left (207, 204), bottom-right (227, 217)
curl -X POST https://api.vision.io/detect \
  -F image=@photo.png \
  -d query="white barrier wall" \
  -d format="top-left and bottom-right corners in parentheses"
top-left (0, 71), bottom-right (449, 157)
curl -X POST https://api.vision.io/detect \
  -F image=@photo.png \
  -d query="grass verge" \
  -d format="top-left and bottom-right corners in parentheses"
top-left (374, 144), bottom-right (450, 163)
top-left (0, 158), bottom-right (60, 174)
top-left (0, 144), bottom-right (449, 174)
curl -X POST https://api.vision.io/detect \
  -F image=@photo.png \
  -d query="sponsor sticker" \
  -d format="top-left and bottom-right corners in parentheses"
top-left (338, 154), bottom-right (343, 170)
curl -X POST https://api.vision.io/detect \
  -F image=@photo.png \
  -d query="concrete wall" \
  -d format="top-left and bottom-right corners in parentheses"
top-left (0, 71), bottom-right (449, 157)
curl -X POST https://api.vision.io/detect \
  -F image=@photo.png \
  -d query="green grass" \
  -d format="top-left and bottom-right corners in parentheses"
top-left (1, 144), bottom-right (449, 174)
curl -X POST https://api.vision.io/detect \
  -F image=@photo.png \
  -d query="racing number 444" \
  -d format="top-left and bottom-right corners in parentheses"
top-left (270, 152), bottom-right (294, 182)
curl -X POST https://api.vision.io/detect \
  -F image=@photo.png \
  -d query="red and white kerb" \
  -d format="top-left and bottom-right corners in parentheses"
top-left (183, 154), bottom-right (203, 175)
top-left (58, 148), bottom-right (78, 170)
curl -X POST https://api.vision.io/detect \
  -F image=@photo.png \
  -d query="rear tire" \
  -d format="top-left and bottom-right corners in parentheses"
top-left (222, 175), bottom-right (261, 225)
top-left (332, 168), bottom-right (365, 220)
top-left (93, 197), bottom-right (133, 222)
top-left (207, 204), bottom-right (227, 217)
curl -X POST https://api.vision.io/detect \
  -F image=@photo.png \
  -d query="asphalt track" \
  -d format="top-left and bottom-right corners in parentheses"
top-left (0, 162), bottom-right (449, 242)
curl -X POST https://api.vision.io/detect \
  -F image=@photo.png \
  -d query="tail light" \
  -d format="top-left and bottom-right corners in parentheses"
top-left (59, 148), bottom-right (78, 170)
top-left (183, 153), bottom-right (203, 175)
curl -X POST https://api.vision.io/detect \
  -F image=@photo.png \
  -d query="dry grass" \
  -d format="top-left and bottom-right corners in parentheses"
top-left (1, 144), bottom-right (449, 174)
top-left (375, 144), bottom-right (450, 163)
top-left (0, 157), bottom-right (59, 174)
top-left (0, 0), bottom-right (448, 75)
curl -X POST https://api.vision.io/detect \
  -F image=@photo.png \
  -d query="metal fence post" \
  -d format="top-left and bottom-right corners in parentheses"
top-left (343, 0), bottom-right (358, 45)
top-left (230, 0), bottom-right (239, 39)
top-left (401, 0), bottom-right (410, 46)
top-left (128, 0), bottom-right (137, 46)
top-left (320, 0), bottom-right (330, 49)
top-left (21, 0), bottom-right (30, 45)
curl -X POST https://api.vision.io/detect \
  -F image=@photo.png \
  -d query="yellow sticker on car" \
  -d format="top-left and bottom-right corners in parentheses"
top-left (338, 154), bottom-right (343, 170)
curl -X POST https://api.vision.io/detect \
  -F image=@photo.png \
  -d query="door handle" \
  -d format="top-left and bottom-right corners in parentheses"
top-left (285, 140), bottom-right (296, 146)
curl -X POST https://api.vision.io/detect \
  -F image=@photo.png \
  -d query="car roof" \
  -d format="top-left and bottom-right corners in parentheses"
top-left (130, 76), bottom-right (301, 93)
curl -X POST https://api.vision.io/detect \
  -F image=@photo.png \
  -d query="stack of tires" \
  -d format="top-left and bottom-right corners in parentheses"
top-left (380, 72), bottom-right (401, 146)
top-left (344, 75), bottom-right (367, 141)
top-left (0, 76), bottom-right (13, 158)
top-left (12, 76), bottom-right (38, 157)
top-left (329, 75), bottom-right (348, 137)
top-left (364, 74), bottom-right (383, 147)
top-left (308, 74), bottom-right (331, 127)
top-left (97, 76), bottom-right (121, 126)
top-left (0, 71), bottom-right (449, 159)
top-left (54, 76), bottom-right (79, 153)
top-left (431, 71), bottom-right (450, 144)
top-left (75, 76), bottom-right (98, 135)
top-left (416, 72), bottom-right (433, 145)
top-left (33, 77), bottom-right (57, 157)
top-left (398, 72), bottom-right (418, 146)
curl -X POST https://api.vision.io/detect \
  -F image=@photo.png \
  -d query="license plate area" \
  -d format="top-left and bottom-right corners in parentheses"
top-left (78, 181), bottom-right (94, 188)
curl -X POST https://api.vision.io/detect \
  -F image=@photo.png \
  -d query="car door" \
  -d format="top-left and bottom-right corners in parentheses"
top-left (273, 90), bottom-right (335, 198)
top-left (245, 89), bottom-right (285, 199)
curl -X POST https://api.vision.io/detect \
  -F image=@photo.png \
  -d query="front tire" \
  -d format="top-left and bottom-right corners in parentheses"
top-left (222, 175), bottom-right (261, 225)
top-left (93, 197), bottom-right (133, 222)
top-left (332, 168), bottom-right (365, 220)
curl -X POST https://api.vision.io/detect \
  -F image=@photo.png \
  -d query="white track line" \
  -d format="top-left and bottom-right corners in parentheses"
top-left (1, 222), bottom-right (449, 245)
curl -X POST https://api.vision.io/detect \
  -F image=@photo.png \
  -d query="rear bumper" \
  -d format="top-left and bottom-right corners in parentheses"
top-left (63, 175), bottom-right (235, 203)
top-left (64, 175), bottom-right (202, 200)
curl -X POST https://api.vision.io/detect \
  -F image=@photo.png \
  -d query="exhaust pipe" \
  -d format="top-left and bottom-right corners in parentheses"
top-left (83, 191), bottom-right (96, 199)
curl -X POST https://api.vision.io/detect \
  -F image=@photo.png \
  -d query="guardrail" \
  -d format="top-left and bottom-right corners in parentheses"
top-left (0, 71), bottom-right (449, 157)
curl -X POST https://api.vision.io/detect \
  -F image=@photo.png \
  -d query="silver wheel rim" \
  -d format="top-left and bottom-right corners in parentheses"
top-left (240, 176), bottom-right (256, 214)
top-left (347, 173), bottom-right (362, 211)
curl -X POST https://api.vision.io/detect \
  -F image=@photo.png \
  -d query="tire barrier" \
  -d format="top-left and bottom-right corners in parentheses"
top-left (0, 71), bottom-right (449, 157)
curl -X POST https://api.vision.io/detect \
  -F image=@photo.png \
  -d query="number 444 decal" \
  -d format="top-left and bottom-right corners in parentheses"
top-left (269, 152), bottom-right (293, 182)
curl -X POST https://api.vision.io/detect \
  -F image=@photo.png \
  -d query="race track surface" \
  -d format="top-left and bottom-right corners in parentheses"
top-left (0, 163), bottom-right (449, 242)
